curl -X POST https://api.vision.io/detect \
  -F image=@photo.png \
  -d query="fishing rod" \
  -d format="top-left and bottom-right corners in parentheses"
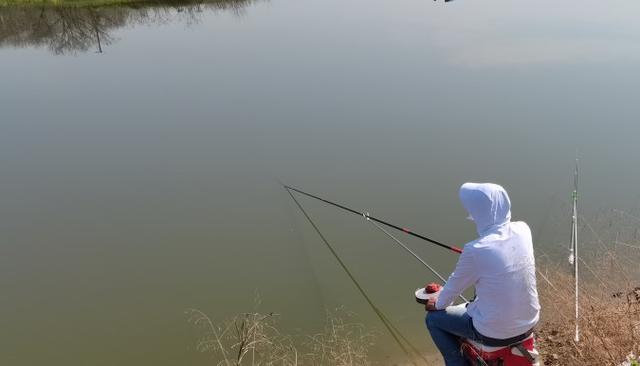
top-left (284, 184), bottom-right (463, 254)
top-left (284, 184), bottom-right (468, 301)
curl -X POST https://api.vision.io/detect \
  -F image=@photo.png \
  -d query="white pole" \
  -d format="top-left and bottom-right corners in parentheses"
top-left (573, 160), bottom-right (580, 342)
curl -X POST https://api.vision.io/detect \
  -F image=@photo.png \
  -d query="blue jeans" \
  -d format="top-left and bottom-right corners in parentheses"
top-left (425, 303), bottom-right (479, 366)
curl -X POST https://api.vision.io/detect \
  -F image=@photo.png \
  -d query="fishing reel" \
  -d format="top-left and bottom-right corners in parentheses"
top-left (415, 283), bottom-right (442, 305)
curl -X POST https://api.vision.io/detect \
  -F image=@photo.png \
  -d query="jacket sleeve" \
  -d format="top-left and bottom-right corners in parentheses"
top-left (436, 246), bottom-right (478, 309)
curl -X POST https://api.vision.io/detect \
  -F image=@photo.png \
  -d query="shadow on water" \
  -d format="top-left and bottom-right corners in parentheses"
top-left (0, 0), bottom-right (256, 54)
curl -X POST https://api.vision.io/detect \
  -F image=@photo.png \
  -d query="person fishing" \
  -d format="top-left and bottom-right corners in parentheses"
top-left (424, 182), bottom-right (541, 366)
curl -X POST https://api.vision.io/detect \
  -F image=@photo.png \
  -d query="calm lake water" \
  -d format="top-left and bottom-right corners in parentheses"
top-left (2, 0), bottom-right (640, 364)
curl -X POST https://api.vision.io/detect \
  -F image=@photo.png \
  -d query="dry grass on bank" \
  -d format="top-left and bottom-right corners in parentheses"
top-left (536, 269), bottom-right (640, 365)
top-left (536, 236), bottom-right (640, 365)
top-left (185, 308), bottom-right (375, 366)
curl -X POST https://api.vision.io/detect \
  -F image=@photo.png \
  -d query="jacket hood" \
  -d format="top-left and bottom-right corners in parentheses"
top-left (459, 182), bottom-right (512, 236)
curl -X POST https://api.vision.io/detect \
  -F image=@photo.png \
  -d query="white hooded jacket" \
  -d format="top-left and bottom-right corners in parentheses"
top-left (435, 183), bottom-right (540, 339)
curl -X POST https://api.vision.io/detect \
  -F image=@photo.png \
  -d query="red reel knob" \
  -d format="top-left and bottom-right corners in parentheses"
top-left (425, 283), bottom-right (442, 294)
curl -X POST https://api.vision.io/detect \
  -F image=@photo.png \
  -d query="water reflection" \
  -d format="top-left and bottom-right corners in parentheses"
top-left (0, 0), bottom-right (254, 54)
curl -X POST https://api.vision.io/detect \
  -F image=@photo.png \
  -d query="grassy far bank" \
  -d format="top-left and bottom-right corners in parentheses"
top-left (0, 0), bottom-right (141, 6)
top-left (0, 0), bottom-right (250, 7)
top-left (0, 0), bottom-right (254, 54)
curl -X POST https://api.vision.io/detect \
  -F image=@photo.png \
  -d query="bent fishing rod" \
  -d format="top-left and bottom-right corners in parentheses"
top-left (283, 184), bottom-right (463, 254)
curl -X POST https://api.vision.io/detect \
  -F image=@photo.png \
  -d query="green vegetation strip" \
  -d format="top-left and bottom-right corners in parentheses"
top-left (1, 0), bottom-right (149, 6)
top-left (0, 0), bottom-right (230, 7)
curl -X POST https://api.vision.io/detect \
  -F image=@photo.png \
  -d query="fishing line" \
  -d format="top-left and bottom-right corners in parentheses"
top-left (279, 188), bottom-right (327, 312)
top-left (284, 187), bottom-right (428, 366)
top-left (377, 311), bottom-right (431, 364)
top-left (284, 185), bottom-right (463, 254)
top-left (367, 218), bottom-right (468, 303)
top-left (612, 240), bottom-right (640, 250)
